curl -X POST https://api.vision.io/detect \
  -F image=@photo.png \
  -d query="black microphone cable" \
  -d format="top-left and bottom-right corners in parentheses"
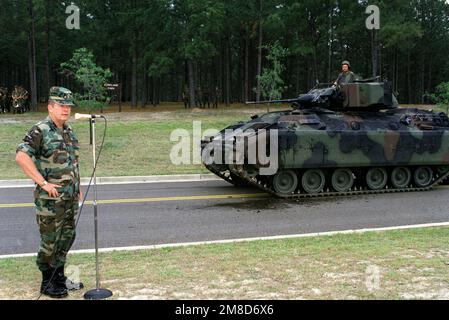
top-left (37, 115), bottom-right (107, 300)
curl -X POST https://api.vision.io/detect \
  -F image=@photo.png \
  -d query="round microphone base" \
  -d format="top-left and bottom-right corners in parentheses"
top-left (84, 288), bottom-right (113, 300)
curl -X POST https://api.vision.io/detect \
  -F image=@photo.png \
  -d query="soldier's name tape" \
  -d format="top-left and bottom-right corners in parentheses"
top-left (1, 221), bottom-right (449, 260)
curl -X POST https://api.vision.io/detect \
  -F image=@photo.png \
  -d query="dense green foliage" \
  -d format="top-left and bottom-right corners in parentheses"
top-left (257, 41), bottom-right (288, 102)
top-left (432, 81), bottom-right (449, 113)
top-left (60, 48), bottom-right (112, 100)
top-left (1, 0), bottom-right (448, 106)
top-left (60, 48), bottom-right (113, 111)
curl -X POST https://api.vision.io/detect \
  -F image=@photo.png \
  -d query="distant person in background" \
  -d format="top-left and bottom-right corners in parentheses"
top-left (422, 93), bottom-right (436, 105)
top-left (195, 86), bottom-right (203, 108)
top-left (212, 86), bottom-right (220, 109)
top-left (0, 86), bottom-right (8, 113)
top-left (202, 86), bottom-right (211, 109)
top-left (182, 86), bottom-right (190, 109)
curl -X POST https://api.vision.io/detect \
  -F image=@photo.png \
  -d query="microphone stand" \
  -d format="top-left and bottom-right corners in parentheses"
top-left (84, 116), bottom-right (113, 300)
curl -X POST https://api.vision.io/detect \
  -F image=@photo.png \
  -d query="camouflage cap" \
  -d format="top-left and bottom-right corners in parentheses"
top-left (342, 60), bottom-right (351, 68)
top-left (48, 86), bottom-right (75, 106)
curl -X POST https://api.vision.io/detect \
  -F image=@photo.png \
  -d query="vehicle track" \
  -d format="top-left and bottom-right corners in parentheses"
top-left (206, 165), bottom-right (449, 199)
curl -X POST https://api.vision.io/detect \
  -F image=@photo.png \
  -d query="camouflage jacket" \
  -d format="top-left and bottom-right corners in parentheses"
top-left (336, 71), bottom-right (356, 85)
top-left (17, 117), bottom-right (80, 200)
top-left (12, 88), bottom-right (28, 99)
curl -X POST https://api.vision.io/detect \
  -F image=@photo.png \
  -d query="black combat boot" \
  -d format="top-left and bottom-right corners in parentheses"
top-left (55, 265), bottom-right (84, 291)
top-left (40, 269), bottom-right (68, 298)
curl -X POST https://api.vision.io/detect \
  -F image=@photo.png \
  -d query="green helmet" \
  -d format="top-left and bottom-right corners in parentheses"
top-left (342, 60), bottom-right (351, 68)
top-left (48, 86), bottom-right (75, 106)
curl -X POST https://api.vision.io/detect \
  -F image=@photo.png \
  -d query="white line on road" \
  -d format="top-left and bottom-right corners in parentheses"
top-left (0, 174), bottom-right (221, 189)
top-left (1, 221), bottom-right (448, 260)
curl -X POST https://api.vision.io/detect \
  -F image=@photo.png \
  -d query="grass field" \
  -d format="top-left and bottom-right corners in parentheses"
top-left (0, 226), bottom-right (448, 300)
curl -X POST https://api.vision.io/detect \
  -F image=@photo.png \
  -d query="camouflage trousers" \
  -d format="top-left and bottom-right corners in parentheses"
top-left (35, 198), bottom-right (78, 272)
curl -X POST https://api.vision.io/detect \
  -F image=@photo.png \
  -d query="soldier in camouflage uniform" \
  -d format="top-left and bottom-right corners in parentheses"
top-left (12, 85), bottom-right (29, 114)
top-left (334, 61), bottom-right (357, 86)
top-left (212, 86), bottom-right (220, 109)
top-left (202, 86), bottom-right (211, 109)
top-left (182, 86), bottom-right (190, 109)
top-left (195, 86), bottom-right (203, 108)
top-left (16, 87), bottom-right (83, 298)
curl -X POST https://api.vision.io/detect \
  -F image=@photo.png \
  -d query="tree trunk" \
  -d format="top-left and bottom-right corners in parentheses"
top-left (256, 0), bottom-right (263, 102)
top-left (407, 53), bottom-right (411, 103)
top-left (306, 60), bottom-right (311, 90)
top-left (225, 38), bottom-right (230, 107)
top-left (187, 59), bottom-right (195, 108)
top-left (327, 7), bottom-right (332, 82)
top-left (157, 77), bottom-right (161, 105)
top-left (45, 0), bottom-right (51, 98)
top-left (371, 30), bottom-right (378, 77)
top-left (420, 53), bottom-right (425, 104)
top-left (140, 64), bottom-right (147, 108)
top-left (244, 33), bottom-right (249, 102)
top-left (28, 0), bottom-right (38, 111)
top-left (131, 46), bottom-right (137, 108)
top-left (313, 47), bottom-right (318, 84)
top-left (378, 42), bottom-right (382, 79)
top-left (393, 48), bottom-right (399, 92)
top-left (151, 76), bottom-right (155, 106)
top-left (218, 42), bottom-right (223, 103)
top-left (295, 59), bottom-right (300, 94)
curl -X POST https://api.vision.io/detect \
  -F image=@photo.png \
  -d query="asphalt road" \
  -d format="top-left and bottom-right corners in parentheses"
top-left (1, 180), bottom-right (449, 255)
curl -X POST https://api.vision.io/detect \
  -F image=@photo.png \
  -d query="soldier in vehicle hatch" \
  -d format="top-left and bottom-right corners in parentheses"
top-left (334, 61), bottom-right (356, 86)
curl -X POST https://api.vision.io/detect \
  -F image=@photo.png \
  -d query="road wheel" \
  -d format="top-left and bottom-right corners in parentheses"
top-left (414, 166), bottom-right (433, 187)
top-left (301, 169), bottom-right (325, 194)
top-left (366, 167), bottom-right (388, 190)
top-left (436, 166), bottom-right (449, 175)
top-left (272, 170), bottom-right (298, 195)
top-left (391, 167), bottom-right (411, 189)
top-left (331, 169), bottom-right (354, 192)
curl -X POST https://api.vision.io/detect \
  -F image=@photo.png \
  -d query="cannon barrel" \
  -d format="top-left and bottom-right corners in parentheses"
top-left (245, 97), bottom-right (303, 105)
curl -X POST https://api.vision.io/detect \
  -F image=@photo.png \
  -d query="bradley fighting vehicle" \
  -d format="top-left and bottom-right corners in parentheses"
top-left (201, 78), bottom-right (449, 198)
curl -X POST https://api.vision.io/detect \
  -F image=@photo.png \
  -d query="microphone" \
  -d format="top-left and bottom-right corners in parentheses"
top-left (75, 113), bottom-right (103, 120)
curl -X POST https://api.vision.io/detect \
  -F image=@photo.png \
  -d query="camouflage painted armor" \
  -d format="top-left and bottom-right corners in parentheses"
top-left (17, 117), bottom-right (80, 271)
top-left (202, 80), bottom-right (449, 197)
